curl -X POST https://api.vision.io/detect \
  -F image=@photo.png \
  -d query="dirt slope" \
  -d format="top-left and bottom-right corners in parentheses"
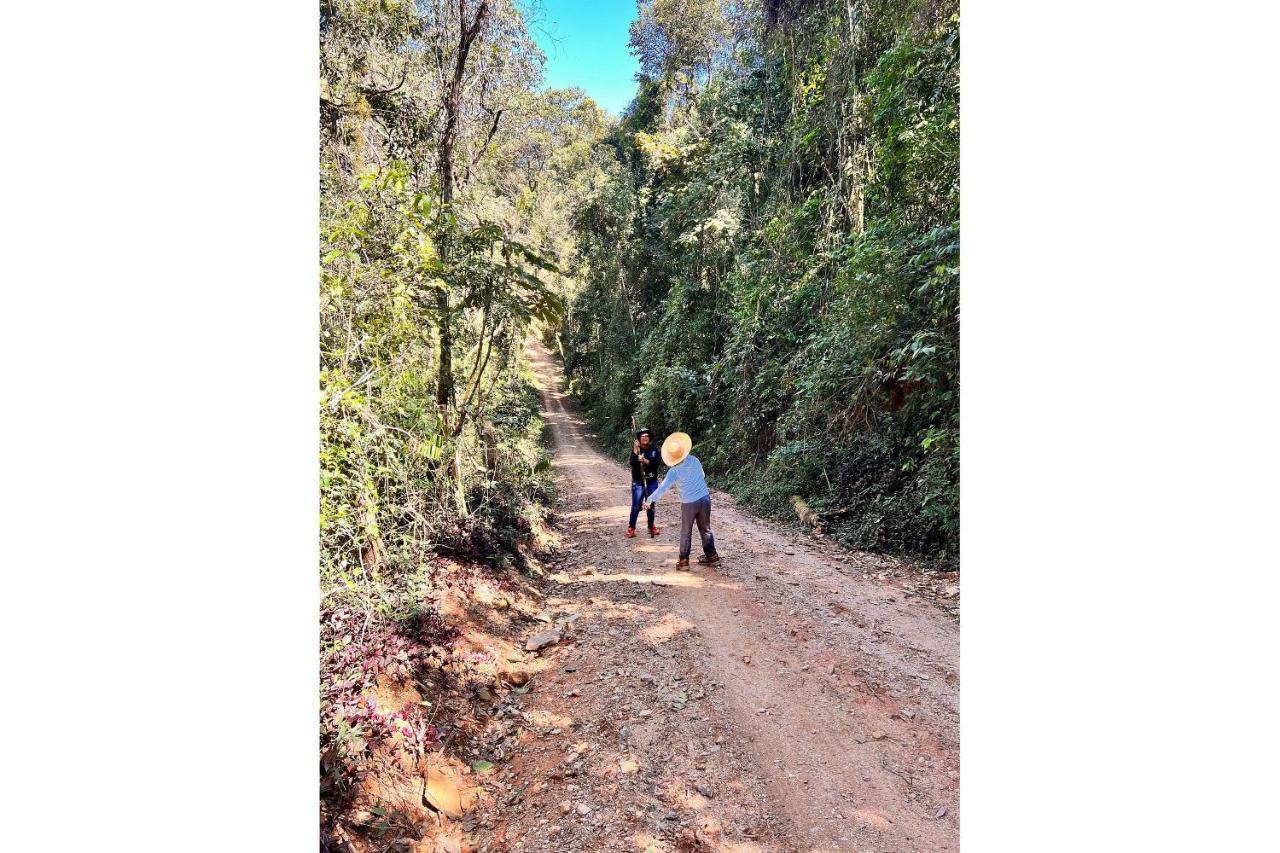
top-left (469, 341), bottom-right (959, 852)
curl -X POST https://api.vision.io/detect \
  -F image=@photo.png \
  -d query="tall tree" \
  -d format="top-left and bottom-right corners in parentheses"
top-left (433, 0), bottom-right (490, 408)
top-left (563, 0), bottom-right (960, 563)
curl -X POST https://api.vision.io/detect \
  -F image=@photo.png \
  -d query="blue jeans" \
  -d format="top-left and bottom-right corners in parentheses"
top-left (629, 480), bottom-right (657, 529)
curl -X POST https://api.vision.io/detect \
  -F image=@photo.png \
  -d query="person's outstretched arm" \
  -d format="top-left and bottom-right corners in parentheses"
top-left (647, 467), bottom-right (678, 506)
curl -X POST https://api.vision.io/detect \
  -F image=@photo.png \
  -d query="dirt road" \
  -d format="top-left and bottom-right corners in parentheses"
top-left (472, 341), bottom-right (959, 852)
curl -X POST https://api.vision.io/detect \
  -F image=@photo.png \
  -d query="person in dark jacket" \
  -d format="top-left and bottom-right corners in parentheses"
top-left (627, 427), bottom-right (662, 538)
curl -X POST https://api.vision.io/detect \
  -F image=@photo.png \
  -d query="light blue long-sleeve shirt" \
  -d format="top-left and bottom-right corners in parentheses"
top-left (648, 454), bottom-right (710, 504)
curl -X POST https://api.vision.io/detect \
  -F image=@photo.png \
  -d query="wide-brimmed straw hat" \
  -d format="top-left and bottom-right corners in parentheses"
top-left (661, 432), bottom-right (692, 467)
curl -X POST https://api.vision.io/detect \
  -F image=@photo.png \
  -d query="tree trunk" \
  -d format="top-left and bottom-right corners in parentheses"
top-left (435, 0), bottom-right (490, 514)
top-left (436, 290), bottom-right (454, 407)
top-left (436, 0), bottom-right (491, 411)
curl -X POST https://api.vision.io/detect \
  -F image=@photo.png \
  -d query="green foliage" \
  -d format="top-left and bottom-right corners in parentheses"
top-left (320, 156), bottom-right (563, 576)
top-left (560, 0), bottom-right (960, 565)
top-left (318, 0), bottom-right (609, 829)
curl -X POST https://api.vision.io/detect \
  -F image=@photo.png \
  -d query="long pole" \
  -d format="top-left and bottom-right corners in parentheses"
top-left (631, 415), bottom-right (645, 516)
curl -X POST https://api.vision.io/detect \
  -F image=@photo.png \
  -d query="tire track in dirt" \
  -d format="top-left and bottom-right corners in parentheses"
top-left (472, 340), bottom-right (958, 852)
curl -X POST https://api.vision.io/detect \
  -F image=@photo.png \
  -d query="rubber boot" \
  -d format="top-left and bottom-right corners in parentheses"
top-left (625, 527), bottom-right (636, 538)
top-left (649, 525), bottom-right (660, 537)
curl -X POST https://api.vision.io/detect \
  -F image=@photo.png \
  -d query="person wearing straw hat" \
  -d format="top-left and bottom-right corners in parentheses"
top-left (643, 432), bottom-right (720, 570)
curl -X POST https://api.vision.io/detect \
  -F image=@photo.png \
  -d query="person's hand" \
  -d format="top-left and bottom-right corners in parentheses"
top-left (633, 440), bottom-right (640, 455)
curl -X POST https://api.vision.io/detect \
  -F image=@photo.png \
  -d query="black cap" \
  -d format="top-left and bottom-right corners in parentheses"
top-left (635, 427), bottom-right (652, 439)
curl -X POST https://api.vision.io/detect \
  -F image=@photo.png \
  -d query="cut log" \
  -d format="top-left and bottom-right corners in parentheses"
top-left (790, 495), bottom-right (822, 531)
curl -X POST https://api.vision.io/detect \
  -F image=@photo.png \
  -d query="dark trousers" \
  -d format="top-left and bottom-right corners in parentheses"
top-left (629, 480), bottom-right (657, 529)
top-left (679, 495), bottom-right (716, 559)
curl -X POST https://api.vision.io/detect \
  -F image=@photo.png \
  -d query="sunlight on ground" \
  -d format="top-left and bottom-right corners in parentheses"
top-left (469, 583), bottom-right (508, 607)
top-left (642, 612), bottom-right (696, 645)
top-left (532, 596), bottom-right (657, 625)
top-left (850, 808), bottom-right (893, 829)
top-left (552, 452), bottom-right (606, 467)
top-left (522, 708), bottom-right (574, 729)
top-left (565, 505), bottom-right (631, 523)
top-left (630, 832), bottom-right (660, 851)
top-left (564, 571), bottom-right (705, 589)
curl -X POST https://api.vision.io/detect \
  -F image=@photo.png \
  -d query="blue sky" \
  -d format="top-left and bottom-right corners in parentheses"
top-left (529, 0), bottom-right (640, 117)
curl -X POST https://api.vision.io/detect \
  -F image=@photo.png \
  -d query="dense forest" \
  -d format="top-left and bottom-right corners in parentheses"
top-left (319, 0), bottom-right (956, 844)
top-left (319, 0), bottom-right (610, 831)
top-left (561, 0), bottom-right (959, 563)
